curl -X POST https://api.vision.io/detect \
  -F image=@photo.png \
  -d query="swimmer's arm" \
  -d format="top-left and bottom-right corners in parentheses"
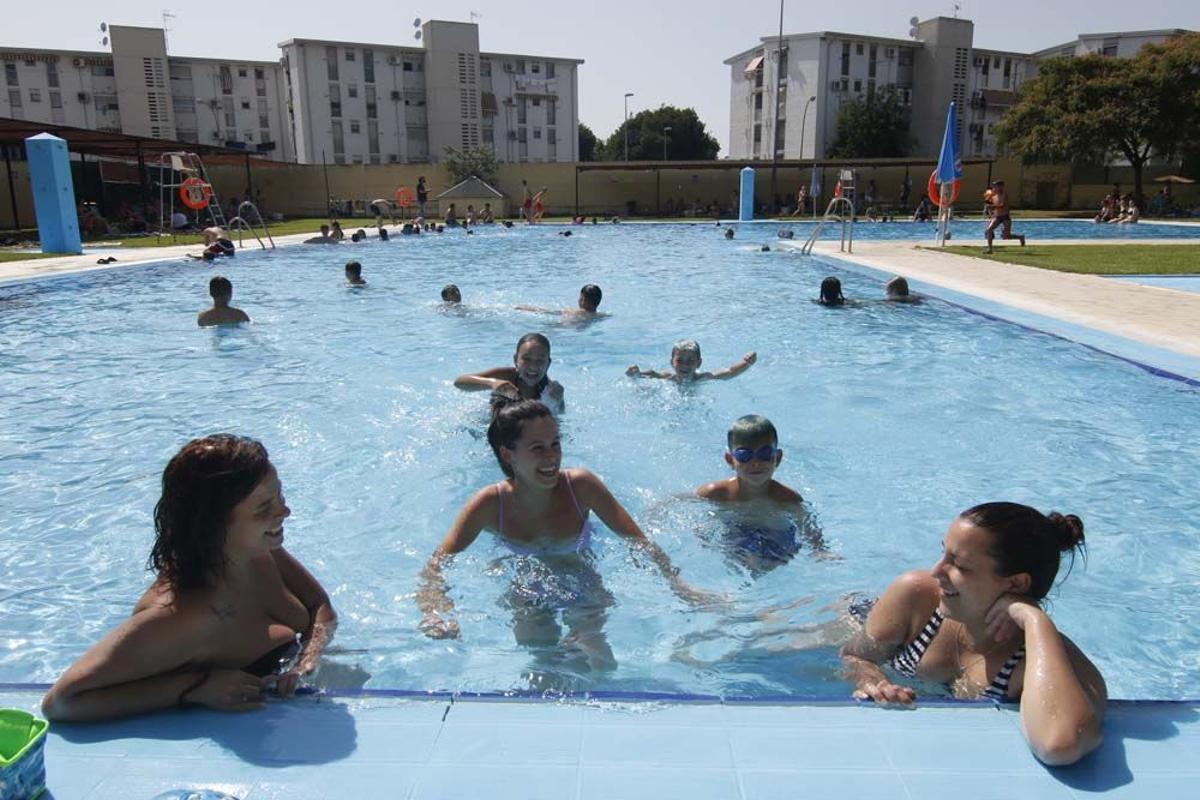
top-left (1009, 609), bottom-right (1107, 765)
top-left (572, 469), bottom-right (719, 606)
top-left (546, 380), bottom-right (565, 411)
top-left (416, 489), bottom-right (490, 638)
top-left (625, 366), bottom-right (673, 379)
top-left (41, 607), bottom-right (237, 721)
top-left (708, 351), bottom-right (757, 380)
top-left (272, 548), bottom-right (337, 679)
top-left (514, 304), bottom-right (556, 315)
top-left (840, 570), bottom-right (934, 705)
top-left (453, 367), bottom-right (515, 392)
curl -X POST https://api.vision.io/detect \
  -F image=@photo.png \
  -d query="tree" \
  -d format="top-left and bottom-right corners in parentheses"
top-left (579, 123), bottom-right (599, 162)
top-left (997, 34), bottom-right (1200, 198)
top-left (600, 106), bottom-right (719, 161)
top-left (827, 86), bottom-right (912, 158)
top-left (442, 145), bottom-right (499, 186)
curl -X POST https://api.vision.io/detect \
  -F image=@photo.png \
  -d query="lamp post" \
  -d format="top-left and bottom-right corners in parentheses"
top-left (768, 0), bottom-right (785, 216)
top-left (663, 126), bottom-right (672, 161)
top-left (799, 95), bottom-right (815, 161)
top-left (623, 92), bottom-right (634, 161)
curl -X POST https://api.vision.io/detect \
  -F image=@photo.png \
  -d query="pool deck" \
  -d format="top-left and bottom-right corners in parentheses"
top-left (2, 688), bottom-right (1197, 799)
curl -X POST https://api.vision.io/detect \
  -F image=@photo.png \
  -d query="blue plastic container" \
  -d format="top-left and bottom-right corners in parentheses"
top-left (0, 709), bottom-right (48, 800)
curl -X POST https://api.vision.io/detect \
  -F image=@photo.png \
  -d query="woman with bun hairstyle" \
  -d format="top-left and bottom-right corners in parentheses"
top-left (841, 502), bottom-right (1106, 765)
top-left (417, 397), bottom-right (718, 669)
top-left (43, 435), bottom-right (336, 721)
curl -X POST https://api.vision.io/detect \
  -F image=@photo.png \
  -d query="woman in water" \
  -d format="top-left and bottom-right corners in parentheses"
top-left (417, 399), bottom-right (717, 669)
top-left (42, 435), bottom-right (337, 721)
top-left (454, 332), bottom-right (565, 413)
top-left (841, 502), bottom-right (1106, 765)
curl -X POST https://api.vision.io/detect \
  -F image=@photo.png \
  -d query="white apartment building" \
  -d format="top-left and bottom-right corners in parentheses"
top-left (1, 19), bottom-right (580, 166)
top-left (726, 18), bottom-right (1186, 161)
top-left (280, 20), bottom-right (581, 165)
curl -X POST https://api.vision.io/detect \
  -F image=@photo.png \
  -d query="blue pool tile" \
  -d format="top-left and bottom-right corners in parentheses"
top-left (581, 701), bottom-right (727, 727)
top-left (729, 727), bottom-right (888, 770)
top-left (581, 724), bottom-right (733, 767)
top-left (349, 722), bottom-right (442, 763)
top-left (412, 764), bottom-right (577, 800)
top-left (883, 728), bottom-right (1045, 773)
top-left (41, 755), bottom-right (121, 798)
top-left (246, 764), bottom-right (421, 800)
top-left (430, 722), bottom-right (581, 765)
top-left (578, 766), bottom-right (740, 800)
top-left (447, 698), bottom-right (584, 724)
top-left (741, 769), bottom-right (909, 799)
top-left (900, 770), bottom-right (1076, 799)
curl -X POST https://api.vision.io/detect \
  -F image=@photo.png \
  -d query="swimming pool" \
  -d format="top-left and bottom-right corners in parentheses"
top-left (2, 221), bottom-right (1198, 700)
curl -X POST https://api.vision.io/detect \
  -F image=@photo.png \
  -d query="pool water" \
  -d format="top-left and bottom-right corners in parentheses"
top-left (1, 221), bottom-right (1198, 699)
top-left (741, 217), bottom-right (1200, 241)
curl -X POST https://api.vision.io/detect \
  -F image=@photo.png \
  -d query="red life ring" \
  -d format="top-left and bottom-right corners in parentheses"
top-left (179, 177), bottom-right (213, 210)
top-left (927, 170), bottom-right (961, 207)
top-left (394, 186), bottom-right (414, 208)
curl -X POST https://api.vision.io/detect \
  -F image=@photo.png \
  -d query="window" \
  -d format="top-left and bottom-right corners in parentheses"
top-left (258, 98), bottom-right (269, 128)
top-left (326, 46), bottom-right (339, 81)
top-left (50, 91), bottom-right (62, 108)
top-left (547, 128), bottom-right (556, 144)
top-left (532, 97), bottom-right (540, 107)
top-left (350, 120), bottom-right (360, 133)
top-left (8, 89), bottom-right (21, 108)
top-left (331, 119), bottom-right (344, 154)
top-left (868, 44), bottom-right (877, 78)
top-left (46, 62), bottom-right (59, 88)
top-left (329, 83), bottom-right (341, 118)
top-left (517, 98), bottom-right (527, 124)
top-left (243, 130), bottom-right (254, 142)
top-left (840, 42), bottom-right (850, 76)
top-left (255, 67), bottom-right (265, 80)
top-left (363, 49), bottom-right (374, 83)
top-left (219, 65), bottom-right (233, 94)
top-left (29, 88), bottom-right (41, 102)
top-left (260, 128), bottom-right (271, 144)
top-left (993, 57), bottom-right (1001, 68)
top-left (533, 127), bottom-right (541, 139)
top-left (238, 68), bottom-right (247, 78)
top-left (531, 62), bottom-right (540, 74)
top-left (241, 100), bottom-right (250, 109)
top-left (753, 124), bottom-right (761, 144)
top-left (365, 86), bottom-right (377, 118)
top-left (403, 61), bottom-right (414, 72)
top-left (222, 97), bottom-right (235, 127)
top-left (367, 119), bottom-right (379, 155)
top-left (480, 60), bottom-right (491, 76)
top-left (853, 79), bottom-right (862, 93)
top-left (5, 64), bottom-right (18, 86)
top-left (518, 127), bottom-right (527, 143)
top-left (855, 43), bottom-right (864, 55)
top-left (754, 93), bottom-right (763, 111)
top-left (545, 62), bottom-right (555, 79)
top-left (345, 49), bottom-right (356, 62)
top-left (348, 84), bottom-right (358, 98)
top-left (517, 59), bottom-right (526, 74)
top-left (546, 99), bottom-right (556, 125)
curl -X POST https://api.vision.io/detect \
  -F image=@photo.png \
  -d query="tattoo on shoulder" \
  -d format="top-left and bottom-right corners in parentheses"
top-left (210, 602), bottom-right (237, 620)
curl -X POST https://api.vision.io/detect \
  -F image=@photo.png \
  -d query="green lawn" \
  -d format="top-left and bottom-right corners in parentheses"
top-left (0, 251), bottom-right (59, 263)
top-left (931, 244), bottom-right (1200, 274)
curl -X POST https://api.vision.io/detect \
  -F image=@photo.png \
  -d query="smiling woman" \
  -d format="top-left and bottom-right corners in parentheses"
top-left (40, 434), bottom-right (337, 722)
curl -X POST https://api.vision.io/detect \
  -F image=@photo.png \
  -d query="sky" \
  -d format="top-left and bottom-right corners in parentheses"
top-left (9, 1), bottom-right (1199, 155)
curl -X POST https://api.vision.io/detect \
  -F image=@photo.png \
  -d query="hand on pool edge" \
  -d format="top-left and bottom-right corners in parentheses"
top-left (853, 680), bottom-right (916, 706)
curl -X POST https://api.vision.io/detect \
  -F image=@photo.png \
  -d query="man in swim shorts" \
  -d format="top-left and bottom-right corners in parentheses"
top-left (984, 180), bottom-right (1026, 253)
top-left (197, 276), bottom-right (250, 327)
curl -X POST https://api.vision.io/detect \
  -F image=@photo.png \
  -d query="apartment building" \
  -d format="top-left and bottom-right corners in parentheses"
top-left (1, 19), bottom-right (580, 166)
top-left (725, 17), bottom-right (1185, 161)
top-left (280, 20), bottom-right (581, 165)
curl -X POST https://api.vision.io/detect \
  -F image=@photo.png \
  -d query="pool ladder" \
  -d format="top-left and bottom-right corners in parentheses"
top-left (228, 201), bottom-right (276, 250)
top-left (801, 197), bottom-right (856, 255)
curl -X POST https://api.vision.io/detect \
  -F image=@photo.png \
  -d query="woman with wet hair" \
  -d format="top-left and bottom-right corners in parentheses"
top-left (817, 276), bottom-right (846, 306)
top-left (417, 397), bottom-right (717, 669)
top-left (454, 332), bottom-right (565, 413)
top-left (841, 502), bottom-right (1106, 765)
top-left (42, 434), bottom-right (336, 721)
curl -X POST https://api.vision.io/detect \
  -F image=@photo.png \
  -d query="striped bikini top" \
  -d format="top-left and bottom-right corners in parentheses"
top-left (888, 609), bottom-right (1025, 702)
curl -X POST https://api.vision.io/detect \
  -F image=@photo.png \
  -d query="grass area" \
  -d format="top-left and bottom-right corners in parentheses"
top-left (931, 244), bottom-right (1200, 274)
top-left (0, 251), bottom-right (59, 263)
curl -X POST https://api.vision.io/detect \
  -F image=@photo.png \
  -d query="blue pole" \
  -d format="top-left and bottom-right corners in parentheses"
top-left (25, 133), bottom-right (82, 254)
top-left (739, 166), bottom-right (755, 222)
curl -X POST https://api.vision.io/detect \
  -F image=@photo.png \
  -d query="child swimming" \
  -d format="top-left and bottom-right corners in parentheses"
top-left (626, 339), bottom-right (756, 383)
top-left (694, 415), bottom-right (826, 573)
top-left (455, 332), bottom-right (565, 413)
top-left (416, 398), bottom-right (720, 669)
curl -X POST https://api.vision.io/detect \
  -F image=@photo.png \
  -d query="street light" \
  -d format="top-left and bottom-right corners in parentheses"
top-left (799, 95), bottom-right (815, 161)
top-left (768, 0), bottom-right (786, 216)
top-left (662, 126), bottom-right (672, 161)
top-left (623, 92), bottom-right (634, 161)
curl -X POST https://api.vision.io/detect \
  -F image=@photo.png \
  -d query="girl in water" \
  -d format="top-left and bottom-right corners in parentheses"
top-left (42, 435), bottom-right (336, 721)
top-left (841, 502), bottom-right (1106, 765)
top-left (417, 398), bottom-right (718, 670)
top-left (454, 332), bottom-right (565, 414)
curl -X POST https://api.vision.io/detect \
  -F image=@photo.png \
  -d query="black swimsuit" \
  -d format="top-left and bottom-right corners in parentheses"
top-left (244, 638), bottom-right (300, 677)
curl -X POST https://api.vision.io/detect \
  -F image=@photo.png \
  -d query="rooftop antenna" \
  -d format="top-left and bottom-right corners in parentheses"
top-left (952, 2), bottom-right (961, 17)
top-left (470, 10), bottom-right (482, 23)
top-left (908, 15), bottom-right (919, 39)
top-left (162, 10), bottom-right (176, 52)
top-left (99, 21), bottom-right (108, 47)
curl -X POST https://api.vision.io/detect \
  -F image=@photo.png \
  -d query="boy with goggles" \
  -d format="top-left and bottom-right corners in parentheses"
top-left (695, 415), bottom-right (827, 572)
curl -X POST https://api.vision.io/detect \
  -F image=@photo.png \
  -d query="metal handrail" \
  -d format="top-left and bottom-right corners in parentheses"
top-left (801, 196), bottom-right (856, 254)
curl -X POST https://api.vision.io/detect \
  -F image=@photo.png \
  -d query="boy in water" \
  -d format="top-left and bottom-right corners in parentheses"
top-left (197, 276), bottom-right (250, 327)
top-left (441, 284), bottom-right (462, 304)
top-left (626, 339), bottom-right (756, 382)
top-left (694, 415), bottom-right (826, 572)
top-left (345, 260), bottom-right (367, 286)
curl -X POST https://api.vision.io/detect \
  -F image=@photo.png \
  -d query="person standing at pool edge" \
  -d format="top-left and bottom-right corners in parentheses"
top-left (455, 332), bottom-right (565, 413)
top-left (841, 502), bottom-right (1105, 765)
top-left (416, 176), bottom-right (428, 217)
top-left (42, 435), bottom-right (338, 721)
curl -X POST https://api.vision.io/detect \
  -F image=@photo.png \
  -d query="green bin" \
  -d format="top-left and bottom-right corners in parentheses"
top-left (0, 709), bottom-right (48, 800)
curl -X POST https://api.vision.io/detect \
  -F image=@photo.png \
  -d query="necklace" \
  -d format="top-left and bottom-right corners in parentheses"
top-left (952, 623), bottom-right (1013, 695)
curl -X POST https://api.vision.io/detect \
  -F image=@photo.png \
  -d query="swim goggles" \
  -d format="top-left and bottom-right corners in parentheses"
top-left (731, 445), bottom-right (778, 464)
